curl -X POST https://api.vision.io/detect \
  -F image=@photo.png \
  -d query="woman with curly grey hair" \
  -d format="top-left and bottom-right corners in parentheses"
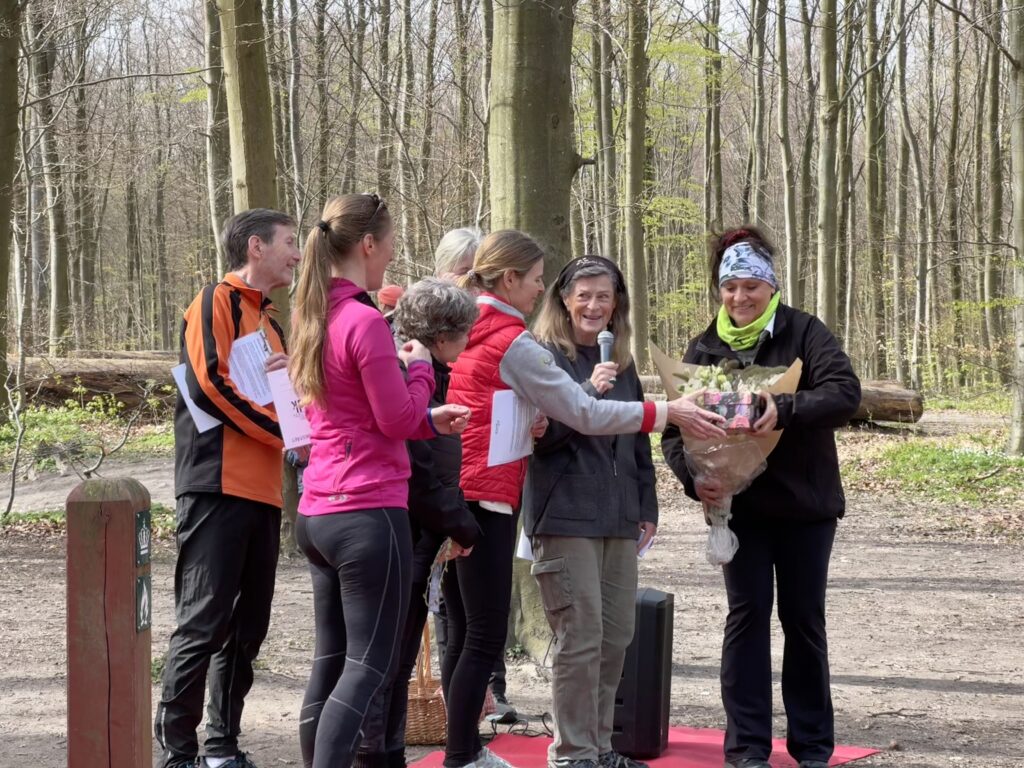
top-left (354, 278), bottom-right (481, 768)
top-left (394, 277), bottom-right (480, 349)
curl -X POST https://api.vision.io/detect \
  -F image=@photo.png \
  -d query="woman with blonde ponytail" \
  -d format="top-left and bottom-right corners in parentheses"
top-left (288, 193), bottom-right (471, 768)
top-left (441, 232), bottom-right (725, 768)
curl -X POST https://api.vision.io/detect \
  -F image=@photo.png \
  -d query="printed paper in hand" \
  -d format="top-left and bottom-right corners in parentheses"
top-left (229, 330), bottom-right (273, 406)
top-left (487, 389), bottom-right (538, 467)
top-left (171, 364), bottom-right (222, 433)
top-left (267, 368), bottom-right (311, 449)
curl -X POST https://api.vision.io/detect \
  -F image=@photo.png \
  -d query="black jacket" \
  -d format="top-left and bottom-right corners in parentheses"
top-left (661, 303), bottom-right (861, 522)
top-left (523, 343), bottom-right (658, 539)
top-left (407, 356), bottom-right (481, 548)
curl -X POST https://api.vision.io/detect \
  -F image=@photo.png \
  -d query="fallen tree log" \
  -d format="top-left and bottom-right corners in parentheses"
top-left (10, 356), bottom-right (176, 410)
top-left (638, 374), bottom-right (923, 423)
top-left (852, 380), bottom-right (924, 423)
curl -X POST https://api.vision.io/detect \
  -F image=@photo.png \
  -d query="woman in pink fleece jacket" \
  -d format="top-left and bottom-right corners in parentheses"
top-left (288, 193), bottom-right (470, 768)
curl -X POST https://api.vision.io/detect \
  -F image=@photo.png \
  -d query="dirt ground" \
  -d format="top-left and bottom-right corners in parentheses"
top-left (1, 414), bottom-right (1022, 767)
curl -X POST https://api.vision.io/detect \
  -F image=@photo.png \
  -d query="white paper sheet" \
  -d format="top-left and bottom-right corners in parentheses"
top-left (638, 534), bottom-right (656, 559)
top-left (267, 368), bottom-right (311, 449)
top-left (228, 329), bottom-right (273, 406)
top-left (515, 529), bottom-right (535, 561)
top-left (171, 363), bottom-right (222, 433)
top-left (486, 389), bottom-right (537, 467)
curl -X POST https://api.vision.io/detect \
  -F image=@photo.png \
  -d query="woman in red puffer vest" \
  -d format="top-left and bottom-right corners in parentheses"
top-left (442, 231), bottom-right (548, 768)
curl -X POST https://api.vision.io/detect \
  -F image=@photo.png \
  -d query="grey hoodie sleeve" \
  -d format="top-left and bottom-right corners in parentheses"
top-left (499, 331), bottom-right (649, 436)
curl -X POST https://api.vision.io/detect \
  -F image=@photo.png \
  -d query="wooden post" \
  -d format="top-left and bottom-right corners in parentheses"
top-left (67, 478), bottom-right (152, 768)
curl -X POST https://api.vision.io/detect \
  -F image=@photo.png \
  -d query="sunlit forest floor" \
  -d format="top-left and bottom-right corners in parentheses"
top-left (1, 406), bottom-right (1021, 766)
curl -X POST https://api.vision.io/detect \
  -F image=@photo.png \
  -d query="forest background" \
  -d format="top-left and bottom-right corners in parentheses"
top-left (0, 0), bottom-right (1023, 450)
top-left (0, 6), bottom-right (1023, 761)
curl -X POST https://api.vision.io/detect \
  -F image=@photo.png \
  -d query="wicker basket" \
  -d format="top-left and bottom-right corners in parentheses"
top-left (405, 623), bottom-right (448, 745)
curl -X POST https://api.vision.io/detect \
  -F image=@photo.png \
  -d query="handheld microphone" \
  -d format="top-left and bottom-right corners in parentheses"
top-left (597, 330), bottom-right (616, 385)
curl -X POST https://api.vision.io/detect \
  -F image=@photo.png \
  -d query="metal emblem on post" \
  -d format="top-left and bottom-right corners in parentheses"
top-left (135, 508), bottom-right (151, 566)
top-left (136, 574), bottom-right (152, 633)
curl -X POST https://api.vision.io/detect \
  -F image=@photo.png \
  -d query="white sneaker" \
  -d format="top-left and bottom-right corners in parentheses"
top-left (463, 748), bottom-right (520, 768)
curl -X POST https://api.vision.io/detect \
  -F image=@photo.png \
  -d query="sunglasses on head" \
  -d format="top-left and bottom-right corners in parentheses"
top-left (556, 255), bottom-right (624, 293)
top-left (364, 192), bottom-right (387, 231)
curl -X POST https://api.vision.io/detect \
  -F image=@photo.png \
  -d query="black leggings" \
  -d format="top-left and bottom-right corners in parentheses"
top-left (296, 508), bottom-right (412, 768)
top-left (441, 504), bottom-right (516, 767)
top-left (358, 525), bottom-right (445, 761)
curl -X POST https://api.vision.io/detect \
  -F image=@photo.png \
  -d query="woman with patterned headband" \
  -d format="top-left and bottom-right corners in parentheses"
top-left (661, 226), bottom-right (861, 768)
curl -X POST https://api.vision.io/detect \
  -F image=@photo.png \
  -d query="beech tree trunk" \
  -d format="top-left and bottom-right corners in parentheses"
top-left (796, 0), bottom-right (816, 308)
top-left (342, 0), bottom-right (367, 194)
top-left (946, 0), bottom-right (965, 388)
top-left (287, 0), bottom-right (305, 223)
top-left (28, 4), bottom-right (72, 356)
top-left (597, 0), bottom-right (618, 258)
top-left (704, 0), bottom-right (723, 234)
top-left (205, 0), bottom-right (232, 275)
top-left (1008, 0), bottom-right (1024, 453)
top-left (750, 0), bottom-right (769, 226)
top-left (987, 0), bottom-right (1006, 379)
top-left (218, 0), bottom-right (279, 212)
top-left (625, 0), bottom-right (648, 369)
top-left (816, 0), bottom-right (839, 329)
top-left (865, 0), bottom-right (887, 375)
top-left (0, 0), bottom-right (20, 407)
top-left (777, 0), bottom-right (798, 304)
top-left (488, 0), bottom-right (579, 283)
top-left (376, 0), bottom-right (394, 196)
top-left (217, 0), bottom-right (300, 550)
top-left (489, 0), bottom-right (579, 659)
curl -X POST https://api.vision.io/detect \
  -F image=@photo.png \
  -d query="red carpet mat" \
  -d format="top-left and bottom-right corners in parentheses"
top-left (411, 726), bottom-right (879, 767)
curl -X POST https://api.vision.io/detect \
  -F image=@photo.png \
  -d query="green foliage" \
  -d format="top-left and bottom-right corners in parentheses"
top-left (0, 387), bottom-right (174, 472)
top-left (179, 86), bottom-right (207, 105)
top-left (151, 654), bottom-right (166, 684)
top-left (643, 195), bottom-right (703, 235)
top-left (927, 390), bottom-right (1013, 417)
top-left (505, 642), bottom-right (529, 661)
top-left (876, 439), bottom-right (1024, 506)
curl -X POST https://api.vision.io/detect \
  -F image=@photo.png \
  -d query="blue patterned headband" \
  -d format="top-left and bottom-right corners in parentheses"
top-left (719, 241), bottom-right (778, 290)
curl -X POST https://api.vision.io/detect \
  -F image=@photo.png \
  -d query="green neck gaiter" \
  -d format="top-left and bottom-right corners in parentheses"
top-left (716, 292), bottom-right (781, 351)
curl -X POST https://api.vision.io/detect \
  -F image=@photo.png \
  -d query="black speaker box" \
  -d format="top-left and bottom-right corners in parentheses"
top-left (611, 587), bottom-right (674, 759)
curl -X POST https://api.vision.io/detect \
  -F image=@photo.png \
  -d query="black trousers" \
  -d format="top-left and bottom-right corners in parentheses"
top-left (721, 516), bottom-right (837, 764)
top-left (296, 508), bottom-right (412, 768)
top-left (441, 504), bottom-right (516, 767)
top-left (434, 605), bottom-right (509, 698)
top-left (358, 524), bottom-right (445, 762)
top-left (155, 493), bottom-right (281, 768)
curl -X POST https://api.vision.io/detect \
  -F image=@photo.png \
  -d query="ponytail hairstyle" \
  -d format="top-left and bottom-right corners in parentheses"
top-left (289, 193), bottom-right (392, 406)
top-left (457, 229), bottom-right (545, 294)
top-left (706, 225), bottom-right (776, 300)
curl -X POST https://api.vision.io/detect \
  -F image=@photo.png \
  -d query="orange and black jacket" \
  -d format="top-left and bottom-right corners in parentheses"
top-left (174, 272), bottom-right (286, 507)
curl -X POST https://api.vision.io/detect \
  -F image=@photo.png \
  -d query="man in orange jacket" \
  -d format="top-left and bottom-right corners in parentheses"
top-left (155, 209), bottom-right (300, 768)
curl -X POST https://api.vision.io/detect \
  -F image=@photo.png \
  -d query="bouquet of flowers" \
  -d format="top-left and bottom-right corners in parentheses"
top-left (650, 343), bottom-right (803, 565)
